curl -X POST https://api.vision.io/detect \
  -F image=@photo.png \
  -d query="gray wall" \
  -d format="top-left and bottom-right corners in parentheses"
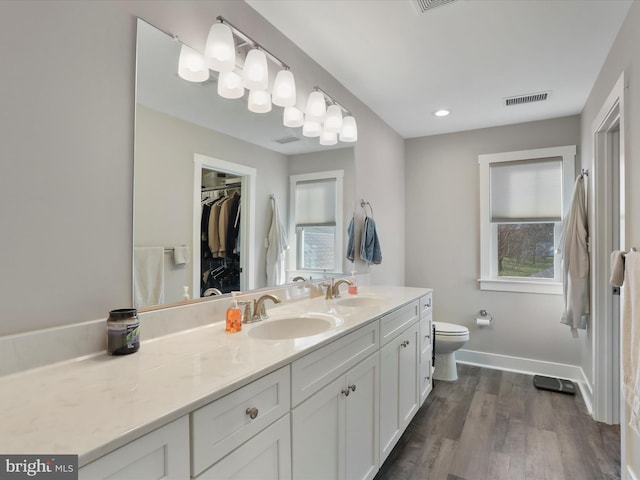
top-left (579, 1), bottom-right (640, 472)
top-left (0, 0), bottom-right (405, 336)
top-left (405, 115), bottom-right (582, 367)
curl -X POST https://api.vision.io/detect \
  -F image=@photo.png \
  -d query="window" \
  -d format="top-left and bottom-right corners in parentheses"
top-left (478, 145), bottom-right (576, 294)
top-left (290, 170), bottom-right (343, 272)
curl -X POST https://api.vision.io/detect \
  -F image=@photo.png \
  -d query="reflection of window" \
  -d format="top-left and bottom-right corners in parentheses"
top-left (478, 146), bottom-right (575, 294)
top-left (290, 171), bottom-right (343, 272)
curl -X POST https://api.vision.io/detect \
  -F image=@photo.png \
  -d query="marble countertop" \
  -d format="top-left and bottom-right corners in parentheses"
top-left (0, 285), bottom-right (429, 467)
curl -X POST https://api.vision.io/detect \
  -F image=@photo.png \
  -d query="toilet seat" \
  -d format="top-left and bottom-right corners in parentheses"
top-left (434, 321), bottom-right (469, 337)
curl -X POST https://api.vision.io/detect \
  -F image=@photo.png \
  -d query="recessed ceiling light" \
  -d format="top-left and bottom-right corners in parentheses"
top-left (434, 109), bottom-right (450, 117)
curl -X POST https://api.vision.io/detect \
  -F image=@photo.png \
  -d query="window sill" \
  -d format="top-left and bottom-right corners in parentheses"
top-left (478, 278), bottom-right (562, 295)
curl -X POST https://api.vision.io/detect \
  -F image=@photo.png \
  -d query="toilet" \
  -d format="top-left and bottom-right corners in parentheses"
top-left (433, 321), bottom-right (470, 381)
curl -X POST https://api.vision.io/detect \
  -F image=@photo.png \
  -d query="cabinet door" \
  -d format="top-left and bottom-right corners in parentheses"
top-left (379, 323), bottom-right (419, 463)
top-left (345, 353), bottom-right (379, 480)
top-left (197, 414), bottom-right (291, 480)
top-left (78, 416), bottom-right (189, 480)
top-left (292, 376), bottom-right (345, 480)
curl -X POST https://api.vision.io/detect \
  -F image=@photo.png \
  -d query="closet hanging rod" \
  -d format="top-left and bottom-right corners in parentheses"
top-left (202, 182), bottom-right (241, 192)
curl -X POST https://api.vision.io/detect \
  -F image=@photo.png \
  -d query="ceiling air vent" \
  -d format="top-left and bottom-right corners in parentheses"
top-left (504, 91), bottom-right (550, 107)
top-left (413, 0), bottom-right (457, 14)
top-left (275, 135), bottom-right (300, 144)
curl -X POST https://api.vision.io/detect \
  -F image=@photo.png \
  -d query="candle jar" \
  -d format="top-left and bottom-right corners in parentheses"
top-left (107, 308), bottom-right (140, 355)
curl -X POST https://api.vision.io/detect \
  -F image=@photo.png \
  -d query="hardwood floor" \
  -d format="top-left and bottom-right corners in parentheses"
top-left (375, 364), bottom-right (620, 480)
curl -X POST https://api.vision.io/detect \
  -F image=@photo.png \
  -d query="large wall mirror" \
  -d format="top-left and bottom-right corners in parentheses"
top-left (134, 19), bottom-right (355, 309)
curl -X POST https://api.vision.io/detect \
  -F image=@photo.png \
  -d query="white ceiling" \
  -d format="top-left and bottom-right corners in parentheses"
top-left (247, 0), bottom-right (632, 138)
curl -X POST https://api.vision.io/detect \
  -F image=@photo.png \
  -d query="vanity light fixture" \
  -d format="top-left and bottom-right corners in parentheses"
top-left (434, 109), bottom-right (450, 117)
top-left (217, 71), bottom-right (244, 99)
top-left (323, 104), bottom-right (344, 134)
top-left (302, 119), bottom-right (322, 137)
top-left (319, 128), bottom-right (338, 146)
top-left (247, 89), bottom-right (272, 113)
top-left (305, 90), bottom-right (327, 122)
top-left (176, 16), bottom-right (358, 144)
top-left (177, 44), bottom-right (209, 82)
top-left (204, 21), bottom-right (236, 72)
top-left (272, 69), bottom-right (296, 107)
top-left (283, 105), bottom-right (304, 127)
top-left (339, 115), bottom-right (358, 142)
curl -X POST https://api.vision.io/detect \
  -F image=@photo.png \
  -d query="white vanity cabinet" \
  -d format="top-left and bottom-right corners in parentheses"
top-left (78, 416), bottom-right (190, 480)
top-left (379, 301), bottom-right (420, 463)
top-left (191, 366), bottom-right (291, 479)
top-left (419, 292), bottom-right (434, 405)
top-left (291, 322), bottom-right (380, 480)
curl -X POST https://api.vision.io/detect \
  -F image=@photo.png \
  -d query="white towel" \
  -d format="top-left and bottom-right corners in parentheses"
top-left (133, 247), bottom-right (165, 308)
top-left (560, 175), bottom-right (589, 337)
top-left (173, 245), bottom-right (190, 265)
top-left (610, 250), bottom-right (625, 287)
top-left (622, 251), bottom-right (640, 435)
top-left (266, 197), bottom-right (289, 287)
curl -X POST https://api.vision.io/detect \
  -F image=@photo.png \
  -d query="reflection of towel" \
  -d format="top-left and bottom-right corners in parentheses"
top-left (560, 176), bottom-right (589, 337)
top-left (346, 216), bottom-right (355, 262)
top-left (173, 245), bottom-right (190, 265)
top-left (266, 197), bottom-right (289, 286)
top-left (610, 250), bottom-right (625, 287)
top-left (134, 247), bottom-right (165, 308)
top-left (622, 252), bottom-right (640, 435)
top-left (360, 216), bottom-right (382, 264)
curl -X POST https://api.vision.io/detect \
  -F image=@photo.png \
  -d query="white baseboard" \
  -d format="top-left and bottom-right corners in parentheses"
top-left (456, 349), bottom-right (593, 414)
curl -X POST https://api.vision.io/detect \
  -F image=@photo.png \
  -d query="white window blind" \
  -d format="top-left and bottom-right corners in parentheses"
top-left (295, 179), bottom-right (336, 226)
top-left (490, 157), bottom-right (562, 222)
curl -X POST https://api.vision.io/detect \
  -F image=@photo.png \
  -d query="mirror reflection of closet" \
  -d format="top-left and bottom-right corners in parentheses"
top-left (193, 154), bottom-right (256, 300)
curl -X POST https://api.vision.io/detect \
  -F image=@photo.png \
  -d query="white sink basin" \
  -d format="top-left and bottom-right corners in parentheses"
top-left (247, 313), bottom-right (338, 340)
top-left (335, 296), bottom-right (386, 308)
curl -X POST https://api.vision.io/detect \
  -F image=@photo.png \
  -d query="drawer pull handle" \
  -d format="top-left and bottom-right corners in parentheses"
top-left (246, 407), bottom-right (259, 419)
top-left (349, 384), bottom-right (356, 392)
top-left (401, 340), bottom-right (410, 347)
top-left (341, 388), bottom-right (350, 397)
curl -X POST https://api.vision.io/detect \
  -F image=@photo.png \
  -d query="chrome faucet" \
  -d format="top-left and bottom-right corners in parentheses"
top-left (332, 279), bottom-right (353, 298)
top-left (243, 294), bottom-right (281, 323)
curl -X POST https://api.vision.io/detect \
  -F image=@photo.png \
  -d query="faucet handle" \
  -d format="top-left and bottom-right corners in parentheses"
top-left (238, 301), bottom-right (251, 324)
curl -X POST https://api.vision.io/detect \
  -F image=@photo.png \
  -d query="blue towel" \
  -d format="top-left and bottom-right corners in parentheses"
top-left (360, 216), bottom-right (382, 264)
top-left (346, 216), bottom-right (355, 262)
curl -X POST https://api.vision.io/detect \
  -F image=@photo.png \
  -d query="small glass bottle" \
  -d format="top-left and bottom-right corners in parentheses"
top-left (226, 292), bottom-right (242, 333)
top-left (107, 308), bottom-right (140, 355)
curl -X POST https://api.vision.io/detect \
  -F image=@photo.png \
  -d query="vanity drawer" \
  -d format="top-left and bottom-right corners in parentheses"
top-left (191, 366), bottom-right (290, 477)
top-left (420, 313), bottom-right (433, 356)
top-left (291, 321), bottom-right (379, 407)
top-left (419, 293), bottom-right (432, 317)
top-left (380, 301), bottom-right (419, 346)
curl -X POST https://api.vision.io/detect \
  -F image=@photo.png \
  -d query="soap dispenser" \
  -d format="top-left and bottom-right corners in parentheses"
top-left (226, 292), bottom-right (242, 333)
top-left (348, 270), bottom-right (358, 295)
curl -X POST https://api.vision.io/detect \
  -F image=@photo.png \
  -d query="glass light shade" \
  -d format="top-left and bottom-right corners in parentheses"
top-left (272, 70), bottom-right (297, 107)
top-left (217, 71), bottom-right (244, 99)
top-left (319, 129), bottom-right (338, 146)
top-left (283, 106), bottom-right (304, 127)
top-left (248, 89), bottom-right (272, 113)
top-left (302, 119), bottom-right (322, 137)
top-left (204, 23), bottom-right (236, 72)
top-left (305, 91), bottom-right (327, 122)
top-left (178, 45), bottom-right (209, 83)
top-left (339, 115), bottom-right (358, 142)
top-left (242, 49), bottom-right (269, 90)
top-left (323, 104), bottom-right (343, 133)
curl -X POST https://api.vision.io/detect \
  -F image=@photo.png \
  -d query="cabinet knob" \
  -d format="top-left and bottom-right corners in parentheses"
top-left (246, 407), bottom-right (259, 419)
top-left (348, 384), bottom-right (356, 392)
top-left (401, 340), bottom-right (410, 347)
top-left (341, 388), bottom-right (350, 397)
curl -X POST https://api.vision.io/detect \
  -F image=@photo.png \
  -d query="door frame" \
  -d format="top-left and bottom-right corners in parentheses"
top-left (193, 153), bottom-right (257, 297)
top-left (591, 71), bottom-right (625, 431)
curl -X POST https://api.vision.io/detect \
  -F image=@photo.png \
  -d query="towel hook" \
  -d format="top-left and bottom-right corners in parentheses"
top-left (360, 199), bottom-right (374, 217)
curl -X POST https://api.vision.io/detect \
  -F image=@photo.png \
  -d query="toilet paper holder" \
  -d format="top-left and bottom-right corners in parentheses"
top-left (477, 309), bottom-right (493, 326)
